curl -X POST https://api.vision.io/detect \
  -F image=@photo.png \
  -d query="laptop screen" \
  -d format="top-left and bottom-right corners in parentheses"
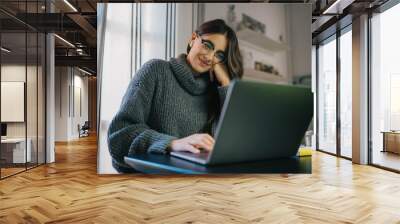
top-left (1, 123), bottom-right (7, 137)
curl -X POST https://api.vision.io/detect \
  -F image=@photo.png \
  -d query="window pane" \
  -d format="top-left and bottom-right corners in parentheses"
top-left (318, 37), bottom-right (337, 154)
top-left (141, 3), bottom-right (167, 63)
top-left (38, 32), bottom-right (46, 165)
top-left (27, 31), bottom-right (38, 169)
top-left (98, 4), bottom-right (133, 174)
top-left (340, 29), bottom-right (352, 158)
top-left (371, 3), bottom-right (400, 171)
top-left (1, 31), bottom-right (27, 177)
top-left (98, 3), bottom-right (170, 174)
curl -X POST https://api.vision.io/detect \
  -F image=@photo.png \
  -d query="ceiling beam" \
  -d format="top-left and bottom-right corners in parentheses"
top-left (67, 13), bottom-right (97, 39)
top-left (322, 0), bottom-right (356, 14)
top-left (55, 55), bottom-right (96, 71)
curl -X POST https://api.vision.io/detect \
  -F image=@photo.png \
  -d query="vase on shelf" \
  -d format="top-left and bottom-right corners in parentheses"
top-left (226, 5), bottom-right (238, 31)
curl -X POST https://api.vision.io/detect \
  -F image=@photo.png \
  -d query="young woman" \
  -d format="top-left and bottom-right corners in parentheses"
top-left (107, 19), bottom-right (243, 172)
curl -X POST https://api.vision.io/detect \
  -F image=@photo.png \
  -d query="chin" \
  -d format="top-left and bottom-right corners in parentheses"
top-left (199, 68), bottom-right (210, 73)
top-left (194, 65), bottom-right (208, 74)
top-left (196, 58), bottom-right (211, 72)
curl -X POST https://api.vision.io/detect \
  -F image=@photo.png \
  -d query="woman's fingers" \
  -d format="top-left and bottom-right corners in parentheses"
top-left (176, 133), bottom-right (216, 153)
top-left (193, 141), bottom-right (212, 151)
top-left (204, 134), bottom-right (215, 144)
top-left (194, 134), bottom-right (214, 151)
top-left (212, 63), bottom-right (230, 86)
top-left (202, 140), bottom-right (214, 150)
top-left (185, 144), bottom-right (201, 154)
top-left (201, 139), bottom-right (214, 150)
top-left (199, 134), bottom-right (215, 147)
top-left (170, 134), bottom-right (216, 154)
top-left (209, 67), bottom-right (214, 82)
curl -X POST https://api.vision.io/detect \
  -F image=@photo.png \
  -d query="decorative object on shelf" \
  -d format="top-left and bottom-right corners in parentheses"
top-left (226, 5), bottom-right (237, 30)
top-left (243, 68), bottom-right (287, 84)
top-left (237, 13), bottom-right (266, 35)
top-left (241, 49), bottom-right (254, 69)
top-left (254, 61), bottom-right (280, 76)
top-left (236, 28), bottom-right (288, 52)
top-left (293, 75), bottom-right (312, 87)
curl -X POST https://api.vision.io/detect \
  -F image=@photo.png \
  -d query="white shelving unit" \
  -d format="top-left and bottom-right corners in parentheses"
top-left (237, 28), bottom-right (288, 52)
top-left (243, 68), bottom-right (288, 84)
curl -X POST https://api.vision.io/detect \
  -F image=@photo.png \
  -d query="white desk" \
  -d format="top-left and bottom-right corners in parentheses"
top-left (1, 138), bottom-right (32, 163)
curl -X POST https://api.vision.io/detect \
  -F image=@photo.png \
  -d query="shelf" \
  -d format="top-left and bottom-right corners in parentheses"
top-left (243, 68), bottom-right (288, 84)
top-left (237, 28), bottom-right (288, 52)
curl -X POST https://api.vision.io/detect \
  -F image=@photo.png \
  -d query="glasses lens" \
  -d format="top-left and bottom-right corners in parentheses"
top-left (202, 41), bottom-right (213, 51)
top-left (215, 52), bottom-right (226, 63)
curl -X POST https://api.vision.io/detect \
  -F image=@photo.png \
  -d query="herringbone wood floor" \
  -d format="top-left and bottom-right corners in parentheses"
top-left (1, 135), bottom-right (400, 224)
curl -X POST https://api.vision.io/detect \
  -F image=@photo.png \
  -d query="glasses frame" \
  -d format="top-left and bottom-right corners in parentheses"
top-left (195, 32), bottom-right (227, 65)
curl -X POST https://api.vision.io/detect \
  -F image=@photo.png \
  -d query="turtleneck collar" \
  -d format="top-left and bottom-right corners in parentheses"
top-left (169, 54), bottom-right (210, 95)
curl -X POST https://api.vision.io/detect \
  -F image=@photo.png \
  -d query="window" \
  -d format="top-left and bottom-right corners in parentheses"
top-left (98, 3), bottom-right (177, 174)
top-left (98, 4), bottom-right (133, 174)
top-left (0, 1), bottom-right (46, 179)
top-left (318, 36), bottom-right (337, 154)
top-left (339, 28), bottom-right (352, 158)
top-left (370, 2), bottom-right (400, 171)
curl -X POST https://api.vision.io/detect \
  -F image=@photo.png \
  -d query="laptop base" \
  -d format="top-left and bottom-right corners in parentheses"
top-left (170, 151), bottom-right (209, 165)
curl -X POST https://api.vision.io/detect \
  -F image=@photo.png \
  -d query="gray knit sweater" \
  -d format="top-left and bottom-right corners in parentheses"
top-left (107, 54), bottom-right (228, 172)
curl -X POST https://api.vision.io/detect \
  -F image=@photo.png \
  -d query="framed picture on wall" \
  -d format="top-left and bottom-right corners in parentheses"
top-left (1, 81), bottom-right (25, 122)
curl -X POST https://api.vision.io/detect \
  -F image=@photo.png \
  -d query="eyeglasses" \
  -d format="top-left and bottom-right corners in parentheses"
top-left (196, 33), bottom-right (226, 64)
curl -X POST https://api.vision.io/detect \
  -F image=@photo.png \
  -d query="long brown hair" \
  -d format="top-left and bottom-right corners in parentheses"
top-left (187, 19), bottom-right (243, 134)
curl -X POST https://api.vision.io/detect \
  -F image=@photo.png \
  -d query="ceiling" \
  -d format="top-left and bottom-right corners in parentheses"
top-left (0, 0), bottom-right (97, 75)
top-left (311, 0), bottom-right (389, 43)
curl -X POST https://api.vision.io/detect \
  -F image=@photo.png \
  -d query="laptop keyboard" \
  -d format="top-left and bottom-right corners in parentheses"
top-left (175, 151), bottom-right (210, 160)
top-left (193, 151), bottom-right (210, 159)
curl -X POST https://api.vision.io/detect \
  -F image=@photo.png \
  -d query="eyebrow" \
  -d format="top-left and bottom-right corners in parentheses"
top-left (203, 39), bottom-right (226, 54)
top-left (203, 39), bottom-right (215, 50)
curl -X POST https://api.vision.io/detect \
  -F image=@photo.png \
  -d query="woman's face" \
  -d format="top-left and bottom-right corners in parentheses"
top-left (187, 32), bottom-right (228, 73)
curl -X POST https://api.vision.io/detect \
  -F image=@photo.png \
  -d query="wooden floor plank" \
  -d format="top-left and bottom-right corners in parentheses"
top-left (0, 135), bottom-right (400, 223)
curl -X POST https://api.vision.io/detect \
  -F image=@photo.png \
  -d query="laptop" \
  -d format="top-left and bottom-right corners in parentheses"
top-left (170, 79), bottom-right (313, 166)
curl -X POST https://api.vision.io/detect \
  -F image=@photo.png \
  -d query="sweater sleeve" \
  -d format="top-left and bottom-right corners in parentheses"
top-left (107, 61), bottom-right (177, 169)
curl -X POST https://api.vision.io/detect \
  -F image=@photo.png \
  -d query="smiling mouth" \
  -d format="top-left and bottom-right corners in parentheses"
top-left (199, 58), bottom-right (210, 67)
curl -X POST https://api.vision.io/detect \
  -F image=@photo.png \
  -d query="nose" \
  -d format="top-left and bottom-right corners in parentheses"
top-left (203, 53), bottom-right (213, 65)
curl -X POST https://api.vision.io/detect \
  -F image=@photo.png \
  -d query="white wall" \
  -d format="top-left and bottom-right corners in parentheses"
top-left (175, 3), bottom-right (201, 56)
top-left (204, 3), bottom-right (288, 79)
top-left (204, 3), bottom-right (286, 41)
top-left (1, 63), bottom-right (46, 164)
top-left (201, 3), bottom-right (310, 83)
top-left (74, 73), bottom-right (89, 137)
top-left (54, 67), bottom-right (89, 141)
top-left (1, 65), bottom-right (35, 138)
top-left (55, 67), bottom-right (69, 141)
top-left (1, 65), bottom-right (26, 141)
top-left (46, 32), bottom-right (55, 163)
top-left (286, 4), bottom-right (312, 78)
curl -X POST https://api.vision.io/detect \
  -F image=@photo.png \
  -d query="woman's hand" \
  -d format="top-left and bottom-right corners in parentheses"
top-left (210, 63), bottom-right (230, 87)
top-left (169, 134), bottom-right (215, 154)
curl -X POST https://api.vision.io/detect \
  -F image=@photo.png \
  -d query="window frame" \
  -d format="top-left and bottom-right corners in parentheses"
top-left (315, 23), bottom-right (353, 161)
